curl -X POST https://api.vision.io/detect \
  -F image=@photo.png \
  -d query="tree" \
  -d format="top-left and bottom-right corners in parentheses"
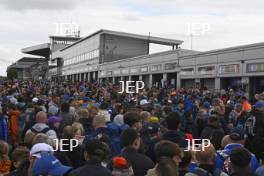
top-left (6, 68), bottom-right (18, 80)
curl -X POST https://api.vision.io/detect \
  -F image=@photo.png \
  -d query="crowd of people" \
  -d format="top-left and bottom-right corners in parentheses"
top-left (0, 80), bottom-right (264, 176)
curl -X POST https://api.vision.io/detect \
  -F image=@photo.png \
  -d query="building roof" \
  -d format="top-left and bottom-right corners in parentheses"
top-left (180, 42), bottom-right (264, 59)
top-left (61, 29), bottom-right (184, 51)
top-left (21, 43), bottom-right (50, 57)
top-left (8, 57), bottom-right (46, 69)
top-left (49, 35), bottom-right (82, 40)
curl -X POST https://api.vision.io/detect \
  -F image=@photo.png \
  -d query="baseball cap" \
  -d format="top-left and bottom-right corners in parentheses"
top-left (230, 127), bottom-right (245, 141)
top-left (255, 101), bottom-right (264, 109)
top-left (203, 101), bottom-right (210, 109)
top-left (48, 116), bottom-right (62, 126)
top-left (30, 143), bottom-right (54, 158)
top-left (234, 103), bottom-right (243, 110)
top-left (10, 97), bottom-right (18, 105)
top-left (32, 97), bottom-right (39, 103)
top-left (32, 153), bottom-right (72, 176)
top-left (255, 92), bottom-right (264, 101)
top-left (140, 99), bottom-right (149, 106)
top-left (48, 105), bottom-right (59, 116)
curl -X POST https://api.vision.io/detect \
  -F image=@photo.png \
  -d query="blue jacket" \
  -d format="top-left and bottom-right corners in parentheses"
top-left (215, 143), bottom-right (259, 172)
top-left (0, 115), bottom-right (8, 142)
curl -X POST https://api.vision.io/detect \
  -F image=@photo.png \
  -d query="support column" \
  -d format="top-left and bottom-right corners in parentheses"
top-left (87, 72), bottom-right (90, 82)
top-left (162, 73), bottom-right (167, 88)
top-left (84, 73), bottom-right (87, 82)
top-left (215, 77), bottom-right (220, 92)
top-left (92, 72), bottom-right (96, 80)
top-left (121, 76), bottom-right (124, 81)
top-left (176, 73), bottom-right (181, 89)
top-left (149, 74), bottom-right (153, 88)
top-left (128, 76), bottom-right (132, 81)
top-left (139, 75), bottom-right (143, 81)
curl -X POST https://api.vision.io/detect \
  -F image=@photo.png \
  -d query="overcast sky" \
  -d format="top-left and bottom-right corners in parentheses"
top-left (1, 0), bottom-right (264, 76)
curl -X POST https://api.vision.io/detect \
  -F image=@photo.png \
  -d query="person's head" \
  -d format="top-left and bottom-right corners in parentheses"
top-left (47, 116), bottom-right (62, 129)
top-left (112, 156), bottom-right (134, 176)
top-left (92, 113), bottom-right (107, 129)
top-left (241, 96), bottom-right (247, 103)
top-left (156, 157), bottom-right (179, 176)
top-left (61, 102), bottom-right (70, 113)
top-left (230, 147), bottom-right (251, 172)
top-left (121, 128), bottom-right (141, 150)
top-left (124, 112), bottom-right (142, 131)
top-left (12, 146), bottom-right (30, 169)
top-left (113, 114), bottom-right (124, 127)
top-left (77, 108), bottom-right (89, 119)
top-left (208, 114), bottom-right (220, 126)
top-left (24, 131), bottom-right (36, 148)
top-left (178, 99), bottom-right (185, 109)
top-left (179, 150), bottom-right (192, 169)
top-left (154, 140), bottom-right (182, 166)
top-left (36, 111), bottom-right (48, 124)
top-left (113, 103), bottom-right (124, 114)
top-left (89, 106), bottom-right (99, 119)
top-left (84, 139), bottom-right (110, 162)
top-left (140, 111), bottom-right (151, 122)
top-left (62, 125), bottom-right (74, 139)
top-left (255, 101), bottom-right (264, 112)
top-left (234, 103), bottom-right (243, 113)
top-left (32, 133), bottom-right (49, 145)
top-left (166, 112), bottom-right (181, 131)
top-left (0, 140), bottom-right (9, 162)
top-left (195, 143), bottom-right (216, 165)
top-left (210, 130), bottom-right (225, 150)
top-left (32, 153), bottom-right (72, 176)
top-left (222, 127), bottom-right (246, 146)
top-left (72, 122), bottom-right (84, 136)
top-left (29, 143), bottom-right (54, 169)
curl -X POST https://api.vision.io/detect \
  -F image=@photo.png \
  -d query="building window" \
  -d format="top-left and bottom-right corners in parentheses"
top-left (247, 63), bottom-right (264, 73)
top-left (198, 66), bottom-right (215, 75)
top-left (219, 64), bottom-right (240, 74)
top-left (165, 63), bottom-right (177, 70)
top-left (180, 68), bottom-right (194, 76)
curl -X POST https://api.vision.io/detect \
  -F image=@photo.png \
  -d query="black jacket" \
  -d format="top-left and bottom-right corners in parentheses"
top-left (121, 147), bottom-right (155, 176)
top-left (200, 124), bottom-right (224, 140)
top-left (69, 160), bottom-right (111, 176)
top-left (162, 130), bottom-right (187, 147)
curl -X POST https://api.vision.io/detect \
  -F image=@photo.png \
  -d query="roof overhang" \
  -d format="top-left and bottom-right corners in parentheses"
top-left (21, 43), bottom-right (50, 58)
top-left (61, 29), bottom-right (183, 51)
top-left (102, 29), bottom-right (183, 46)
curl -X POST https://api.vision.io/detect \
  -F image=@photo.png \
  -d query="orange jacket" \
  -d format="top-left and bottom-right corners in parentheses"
top-left (8, 110), bottom-right (20, 145)
top-left (243, 101), bottom-right (252, 112)
top-left (0, 160), bottom-right (11, 174)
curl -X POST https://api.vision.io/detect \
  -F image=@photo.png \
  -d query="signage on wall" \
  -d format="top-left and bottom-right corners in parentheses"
top-left (113, 70), bottom-right (121, 75)
top-left (140, 67), bottom-right (148, 73)
top-left (219, 64), bottom-right (240, 74)
top-left (165, 63), bottom-right (177, 70)
top-left (180, 68), bottom-right (194, 75)
top-left (151, 64), bottom-right (162, 71)
top-left (121, 69), bottom-right (129, 74)
top-left (198, 66), bottom-right (215, 75)
top-left (130, 68), bottom-right (138, 74)
top-left (247, 63), bottom-right (264, 73)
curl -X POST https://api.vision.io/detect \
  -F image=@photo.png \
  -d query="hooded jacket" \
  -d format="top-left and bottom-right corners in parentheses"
top-left (8, 110), bottom-right (20, 145)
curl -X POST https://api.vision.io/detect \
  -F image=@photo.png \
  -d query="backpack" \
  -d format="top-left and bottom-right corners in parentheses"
top-left (30, 127), bottom-right (51, 134)
top-left (244, 114), bottom-right (256, 137)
